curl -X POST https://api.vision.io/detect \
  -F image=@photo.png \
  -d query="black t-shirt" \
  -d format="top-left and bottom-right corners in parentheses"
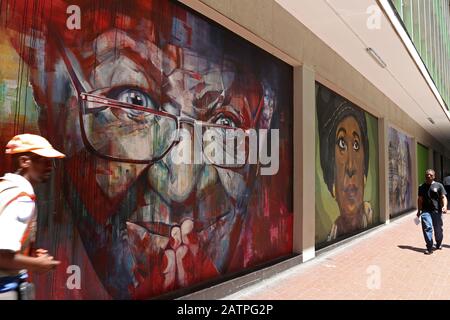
top-left (418, 181), bottom-right (447, 213)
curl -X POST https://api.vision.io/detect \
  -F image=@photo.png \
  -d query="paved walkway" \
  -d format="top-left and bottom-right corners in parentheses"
top-left (224, 211), bottom-right (450, 300)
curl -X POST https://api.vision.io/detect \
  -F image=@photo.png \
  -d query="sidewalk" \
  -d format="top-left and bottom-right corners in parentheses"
top-left (224, 212), bottom-right (450, 300)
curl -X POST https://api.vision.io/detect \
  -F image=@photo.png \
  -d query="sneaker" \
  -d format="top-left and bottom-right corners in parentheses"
top-left (424, 249), bottom-right (433, 255)
top-left (434, 245), bottom-right (442, 250)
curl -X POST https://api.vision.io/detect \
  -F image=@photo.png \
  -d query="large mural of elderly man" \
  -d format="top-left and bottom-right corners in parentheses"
top-left (388, 127), bottom-right (413, 217)
top-left (0, 0), bottom-right (293, 299)
top-left (315, 83), bottom-right (379, 246)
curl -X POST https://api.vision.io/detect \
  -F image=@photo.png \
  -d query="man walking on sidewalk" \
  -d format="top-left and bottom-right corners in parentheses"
top-left (417, 169), bottom-right (448, 254)
top-left (0, 134), bottom-right (64, 299)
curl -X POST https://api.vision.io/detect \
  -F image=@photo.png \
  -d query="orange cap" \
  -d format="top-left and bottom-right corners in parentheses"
top-left (5, 134), bottom-right (66, 158)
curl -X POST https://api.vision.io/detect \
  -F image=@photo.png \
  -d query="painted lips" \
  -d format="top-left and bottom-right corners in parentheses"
top-left (344, 184), bottom-right (358, 201)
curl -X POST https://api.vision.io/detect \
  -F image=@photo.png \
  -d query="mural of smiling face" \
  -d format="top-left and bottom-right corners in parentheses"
top-left (2, 0), bottom-right (293, 299)
top-left (53, 8), bottom-right (267, 297)
top-left (62, 35), bottom-right (264, 295)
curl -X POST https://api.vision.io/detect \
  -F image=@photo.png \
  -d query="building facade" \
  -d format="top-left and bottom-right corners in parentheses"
top-left (0, 0), bottom-right (449, 299)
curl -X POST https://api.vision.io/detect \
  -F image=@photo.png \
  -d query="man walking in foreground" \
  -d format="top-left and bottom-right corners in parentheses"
top-left (0, 134), bottom-right (65, 299)
top-left (417, 169), bottom-right (448, 255)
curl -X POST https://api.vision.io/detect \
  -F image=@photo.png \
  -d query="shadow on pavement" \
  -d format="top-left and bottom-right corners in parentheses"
top-left (398, 244), bottom-right (449, 252)
top-left (397, 245), bottom-right (426, 253)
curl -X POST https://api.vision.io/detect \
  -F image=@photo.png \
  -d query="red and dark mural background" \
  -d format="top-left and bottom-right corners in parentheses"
top-left (0, 0), bottom-right (293, 299)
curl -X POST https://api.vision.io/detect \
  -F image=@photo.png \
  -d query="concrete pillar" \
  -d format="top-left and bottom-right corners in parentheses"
top-left (378, 119), bottom-right (389, 224)
top-left (293, 65), bottom-right (316, 262)
top-left (412, 137), bottom-right (418, 209)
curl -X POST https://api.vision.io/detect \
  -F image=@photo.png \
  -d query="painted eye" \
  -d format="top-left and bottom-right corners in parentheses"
top-left (214, 116), bottom-right (236, 128)
top-left (116, 89), bottom-right (156, 109)
top-left (353, 140), bottom-right (360, 151)
top-left (337, 137), bottom-right (347, 150)
top-left (106, 88), bottom-right (158, 121)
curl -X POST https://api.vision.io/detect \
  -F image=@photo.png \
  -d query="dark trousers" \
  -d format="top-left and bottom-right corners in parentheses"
top-left (421, 211), bottom-right (443, 250)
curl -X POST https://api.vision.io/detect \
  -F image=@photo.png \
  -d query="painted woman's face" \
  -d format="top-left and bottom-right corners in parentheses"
top-left (334, 116), bottom-right (365, 218)
top-left (2, 0), bottom-right (293, 300)
top-left (54, 30), bottom-right (265, 295)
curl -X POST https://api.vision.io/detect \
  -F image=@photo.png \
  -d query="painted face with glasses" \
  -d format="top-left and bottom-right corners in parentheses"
top-left (40, 20), bottom-right (274, 297)
top-left (60, 46), bottom-right (253, 167)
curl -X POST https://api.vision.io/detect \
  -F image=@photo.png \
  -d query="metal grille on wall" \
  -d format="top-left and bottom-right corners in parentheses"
top-left (391, 0), bottom-right (450, 111)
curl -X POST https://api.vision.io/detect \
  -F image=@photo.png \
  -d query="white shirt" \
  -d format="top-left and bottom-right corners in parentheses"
top-left (0, 173), bottom-right (36, 252)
